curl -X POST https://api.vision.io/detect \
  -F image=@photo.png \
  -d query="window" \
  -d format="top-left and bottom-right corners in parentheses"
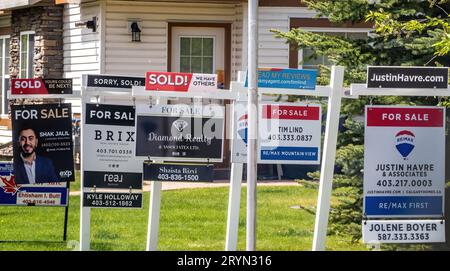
top-left (301, 31), bottom-right (368, 70)
top-left (179, 36), bottom-right (214, 74)
top-left (0, 36), bottom-right (10, 115)
top-left (20, 31), bottom-right (35, 78)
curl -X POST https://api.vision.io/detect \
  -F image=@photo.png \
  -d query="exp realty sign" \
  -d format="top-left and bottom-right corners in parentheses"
top-left (364, 106), bottom-right (445, 218)
top-left (135, 104), bottom-right (224, 162)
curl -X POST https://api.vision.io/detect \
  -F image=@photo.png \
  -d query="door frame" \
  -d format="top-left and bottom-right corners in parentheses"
top-left (167, 22), bottom-right (231, 89)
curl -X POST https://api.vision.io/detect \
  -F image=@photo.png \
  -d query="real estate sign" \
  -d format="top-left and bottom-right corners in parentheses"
top-left (367, 66), bottom-right (448, 89)
top-left (0, 162), bottom-right (68, 206)
top-left (258, 103), bottom-right (322, 164)
top-left (82, 103), bottom-right (142, 208)
top-left (364, 105), bottom-right (445, 218)
top-left (135, 104), bottom-right (224, 162)
top-left (362, 220), bottom-right (445, 243)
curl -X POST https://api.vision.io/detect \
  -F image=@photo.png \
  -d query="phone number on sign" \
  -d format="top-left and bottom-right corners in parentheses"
top-left (96, 148), bottom-right (132, 155)
top-left (90, 200), bottom-right (134, 207)
top-left (157, 173), bottom-right (200, 181)
top-left (267, 134), bottom-right (312, 141)
top-left (377, 233), bottom-right (430, 241)
top-left (376, 179), bottom-right (432, 187)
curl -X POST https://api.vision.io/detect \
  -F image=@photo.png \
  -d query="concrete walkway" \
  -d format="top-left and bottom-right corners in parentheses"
top-left (70, 179), bottom-right (299, 196)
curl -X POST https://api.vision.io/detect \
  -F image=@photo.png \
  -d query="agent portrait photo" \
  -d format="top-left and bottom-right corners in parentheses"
top-left (14, 126), bottom-right (59, 184)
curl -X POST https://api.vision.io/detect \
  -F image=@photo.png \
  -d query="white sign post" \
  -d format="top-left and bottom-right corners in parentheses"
top-left (79, 74), bottom-right (144, 251)
top-left (226, 66), bottom-right (345, 251)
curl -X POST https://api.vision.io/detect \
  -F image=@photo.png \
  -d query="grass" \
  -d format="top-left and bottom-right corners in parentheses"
top-left (0, 182), bottom-right (368, 251)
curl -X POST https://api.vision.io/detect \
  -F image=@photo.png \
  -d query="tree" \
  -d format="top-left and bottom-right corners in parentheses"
top-left (272, 0), bottom-right (450, 248)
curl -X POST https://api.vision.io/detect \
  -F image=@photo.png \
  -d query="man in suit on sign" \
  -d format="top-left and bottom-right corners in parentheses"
top-left (14, 126), bottom-right (59, 184)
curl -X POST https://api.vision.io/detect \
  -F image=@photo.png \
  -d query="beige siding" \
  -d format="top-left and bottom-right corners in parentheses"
top-left (0, 15), bottom-right (11, 28)
top-left (256, 7), bottom-right (315, 69)
top-left (104, 1), bottom-right (243, 79)
top-left (63, 3), bottom-right (101, 91)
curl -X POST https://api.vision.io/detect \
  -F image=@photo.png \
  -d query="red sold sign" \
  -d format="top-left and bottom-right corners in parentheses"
top-left (145, 71), bottom-right (217, 92)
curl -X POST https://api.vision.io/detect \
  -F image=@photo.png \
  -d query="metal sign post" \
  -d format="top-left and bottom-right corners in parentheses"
top-left (246, 0), bottom-right (258, 252)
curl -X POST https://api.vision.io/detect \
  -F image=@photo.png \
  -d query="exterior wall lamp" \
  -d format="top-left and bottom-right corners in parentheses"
top-left (130, 21), bottom-right (141, 42)
top-left (75, 16), bottom-right (97, 32)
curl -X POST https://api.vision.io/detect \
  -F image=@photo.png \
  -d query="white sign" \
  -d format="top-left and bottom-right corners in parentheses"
top-left (363, 220), bottom-right (445, 243)
top-left (258, 102), bottom-right (322, 164)
top-left (364, 106), bottom-right (445, 218)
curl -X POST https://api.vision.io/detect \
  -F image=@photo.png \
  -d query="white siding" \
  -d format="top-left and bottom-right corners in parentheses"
top-left (63, 3), bottom-right (101, 92)
top-left (256, 7), bottom-right (315, 69)
top-left (104, 1), bottom-right (243, 80)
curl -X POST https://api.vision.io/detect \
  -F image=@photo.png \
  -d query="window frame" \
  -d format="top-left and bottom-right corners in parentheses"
top-left (19, 30), bottom-right (35, 79)
top-left (0, 35), bottom-right (10, 116)
top-left (178, 35), bottom-right (216, 74)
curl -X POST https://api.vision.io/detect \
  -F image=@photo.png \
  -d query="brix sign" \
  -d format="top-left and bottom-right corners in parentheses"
top-left (12, 78), bottom-right (73, 95)
top-left (145, 71), bottom-right (217, 92)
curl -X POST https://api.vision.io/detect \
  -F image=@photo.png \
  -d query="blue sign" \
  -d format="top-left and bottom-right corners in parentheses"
top-left (244, 68), bottom-right (317, 90)
top-left (364, 196), bottom-right (442, 216)
top-left (260, 147), bottom-right (319, 161)
top-left (0, 162), bottom-right (68, 206)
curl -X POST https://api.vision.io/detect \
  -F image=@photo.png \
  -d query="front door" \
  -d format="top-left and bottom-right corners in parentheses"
top-left (169, 24), bottom-right (230, 177)
top-left (171, 26), bottom-right (225, 87)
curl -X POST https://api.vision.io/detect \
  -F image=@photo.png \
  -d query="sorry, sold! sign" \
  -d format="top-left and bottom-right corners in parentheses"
top-left (145, 71), bottom-right (217, 92)
top-left (363, 220), bottom-right (445, 243)
top-left (364, 106), bottom-right (445, 218)
top-left (258, 103), bottom-right (321, 164)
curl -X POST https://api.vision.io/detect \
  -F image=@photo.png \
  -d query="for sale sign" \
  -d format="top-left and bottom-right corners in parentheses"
top-left (145, 71), bottom-right (217, 92)
top-left (258, 103), bottom-right (322, 164)
top-left (362, 220), bottom-right (445, 244)
top-left (11, 78), bottom-right (73, 96)
top-left (135, 104), bottom-right (224, 162)
top-left (83, 104), bottom-right (142, 189)
top-left (364, 106), bottom-right (445, 218)
top-left (12, 103), bottom-right (74, 184)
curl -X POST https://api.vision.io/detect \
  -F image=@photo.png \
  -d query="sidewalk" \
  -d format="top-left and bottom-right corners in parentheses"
top-left (69, 179), bottom-right (299, 196)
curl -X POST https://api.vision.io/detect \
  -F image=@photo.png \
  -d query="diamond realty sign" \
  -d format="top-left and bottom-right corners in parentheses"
top-left (135, 103), bottom-right (224, 162)
top-left (364, 105), bottom-right (445, 218)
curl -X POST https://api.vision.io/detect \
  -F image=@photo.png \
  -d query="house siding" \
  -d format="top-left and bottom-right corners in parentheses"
top-left (63, 2), bottom-right (101, 92)
top-left (104, 1), bottom-right (243, 80)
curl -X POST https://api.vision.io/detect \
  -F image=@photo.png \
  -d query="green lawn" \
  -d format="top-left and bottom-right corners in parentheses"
top-left (0, 183), bottom-right (368, 251)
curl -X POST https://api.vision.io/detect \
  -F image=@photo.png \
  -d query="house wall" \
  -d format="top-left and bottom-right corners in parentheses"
top-left (253, 6), bottom-right (315, 70)
top-left (103, 1), bottom-right (243, 81)
top-left (10, 0), bottom-right (64, 79)
top-left (63, 2), bottom-right (101, 92)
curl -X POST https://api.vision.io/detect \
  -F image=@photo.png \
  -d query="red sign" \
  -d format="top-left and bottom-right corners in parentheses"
top-left (11, 78), bottom-right (72, 95)
top-left (145, 72), bottom-right (193, 91)
top-left (262, 105), bottom-right (320, 120)
top-left (366, 107), bottom-right (444, 127)
top-left (145, 71), bottom-right (217, 92)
